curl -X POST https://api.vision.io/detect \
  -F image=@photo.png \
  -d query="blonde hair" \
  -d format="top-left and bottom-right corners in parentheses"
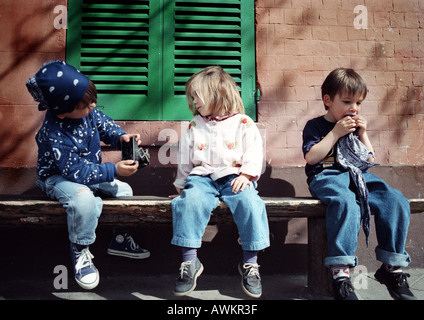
top-left (185, 66), bottom-right (245, 116)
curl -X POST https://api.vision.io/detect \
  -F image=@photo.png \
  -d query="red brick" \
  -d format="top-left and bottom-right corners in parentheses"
top-left (405, 13), bottom-right (421, 28)
top-left (392, 0), bottom-right (420, 12)
top-left (390, 12), bottom-right (406, 28)
top-left (284, 9), bottom-right (304, 25)
top-left (283, 71), bottom-right (305, 86)
top-left (364, 0), bottom-right (393, 12)
top-left (313, 56), bottom-right (331, 70)
top-left (295, 86), bottom-right (319, 101)
top-left (329, 26), bottom-right (348, 41)
top-left (276, 116), bottom-right (298, 132)
top-left (347, 27), bottom-right (367, 40)
top-left (373, 12), bottom-right (391, 28)
top-left (389, 147), bottom-right (409, 164)
top-left (269, 8), bottom-right (285, 24)
top-left (272, 0), bottom-right (292, 9)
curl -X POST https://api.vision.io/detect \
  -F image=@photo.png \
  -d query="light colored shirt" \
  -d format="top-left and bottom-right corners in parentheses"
top-left (174, 113), bottom-right (264, 189)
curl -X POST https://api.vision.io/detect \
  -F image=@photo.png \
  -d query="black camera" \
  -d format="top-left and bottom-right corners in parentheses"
top-left (121, 136), bottom-right (150, 168)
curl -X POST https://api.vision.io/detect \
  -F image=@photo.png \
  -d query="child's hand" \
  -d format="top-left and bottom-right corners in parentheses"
top-left (352, 115), bottom-right (367, 137)
top-left (333, 116), bottom-right (357, 138)
top-left (116, 160), bottom-right (139, 176)
top-left (120, 133), bottom-right (141, 146)
top-left (230, 174), bottom-right (253, 194)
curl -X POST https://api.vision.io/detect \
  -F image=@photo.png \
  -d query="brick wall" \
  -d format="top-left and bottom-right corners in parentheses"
top-left (0, 0), bottom-right (423, 194)
top-left (0, 0), bottom-right (66, 168)
top-left (256, 0), bottom-right (424, 166)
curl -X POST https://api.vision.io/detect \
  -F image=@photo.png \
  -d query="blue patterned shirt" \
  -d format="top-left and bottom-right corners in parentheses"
top-left (36, 107), bottom-right (125, 185)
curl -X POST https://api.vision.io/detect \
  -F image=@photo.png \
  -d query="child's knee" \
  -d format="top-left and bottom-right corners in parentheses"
top-left (68, 188), bottom-right (98, 211)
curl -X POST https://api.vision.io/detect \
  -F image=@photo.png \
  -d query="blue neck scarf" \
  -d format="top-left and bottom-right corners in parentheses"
top-left (336, 133), bottom-right (379, 246)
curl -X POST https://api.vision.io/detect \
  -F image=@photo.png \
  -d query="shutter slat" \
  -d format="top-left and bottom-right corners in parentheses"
top-left (175, 40), bottom-right (241, 48)
top-left (81, 39), bottom-right (149, 46)
top-left (81, 57), bottom-right (148, 64)
top-left (175, 50), bottom-right (241, 56)
top-left (82, 48), bottom-right (148, 55)
top-left (82, 66), bottom-right (148, 73)
top-left (82, 30), bottom-right (149, 37)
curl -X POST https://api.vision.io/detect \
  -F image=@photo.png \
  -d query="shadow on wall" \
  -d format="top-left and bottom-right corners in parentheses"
top-left (10, 163), bottom-right (298, 198)
top-left (113, 164), bottom-right (296, 197)
top-left (0, 3), bottom-right (61, 167)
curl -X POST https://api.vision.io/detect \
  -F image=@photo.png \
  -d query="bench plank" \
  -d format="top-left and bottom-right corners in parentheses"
top-left (1, 195), bottom-right (423, 297)
top-left (0, 196), bottom-right (423, 225)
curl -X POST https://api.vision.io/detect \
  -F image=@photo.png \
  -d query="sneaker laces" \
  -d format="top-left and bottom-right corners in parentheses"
top-left (393, 272), bottom-right (411, 288)
top-left (179, 261), bottom-right (193, 279)
top-left (336, 277), bottom-right (355, 298)
top-left (243, 263), bottom-right (261, 279)
top-left (75, 248), bottom-right (95, 275)
top-left (125, 233), bottom-right (139, 251)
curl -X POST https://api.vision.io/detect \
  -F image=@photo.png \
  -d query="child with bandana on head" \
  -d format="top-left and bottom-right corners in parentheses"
top-left (26, 60), bottom-right (150, 290)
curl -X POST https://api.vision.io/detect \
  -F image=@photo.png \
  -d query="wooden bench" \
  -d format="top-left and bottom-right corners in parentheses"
top-left (1, 195), bottom-right (423, 297)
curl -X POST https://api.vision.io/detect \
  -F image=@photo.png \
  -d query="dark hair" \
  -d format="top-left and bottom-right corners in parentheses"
top-left (75, 80), bottom-right (97, 110)
top-left (321, 68), bottom-right (368, 110)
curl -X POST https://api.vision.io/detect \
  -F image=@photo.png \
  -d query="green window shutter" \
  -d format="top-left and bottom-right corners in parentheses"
top-left (67, 0), bottom-right (162, 120)
top-left (67, 0), bottom-right (255, 121)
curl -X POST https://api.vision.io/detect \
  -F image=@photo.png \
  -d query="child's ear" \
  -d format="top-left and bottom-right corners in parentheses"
top-left (56, 113), bottom-right (66, 119)
top-left (323, 94), bottom-right (332, 108)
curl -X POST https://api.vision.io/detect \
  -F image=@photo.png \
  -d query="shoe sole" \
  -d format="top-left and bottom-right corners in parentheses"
top-left (173, 263), bottom-right (204, 297)
top-left (107, 248), bottom-right (151, 259)
top-left (238, 263), bottom-right (262, 298)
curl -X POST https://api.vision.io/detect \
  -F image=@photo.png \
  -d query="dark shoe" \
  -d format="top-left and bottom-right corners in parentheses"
top-left (238, 262), bottom-right (262, 298)
top-left (332, 277), bottom-right (358, 300)
top-left (374, 265), bottom-right (417, 300)
top-left (107, 228), bottom-right (150, 259)
top-left (173, 258), bottom-right (204, 296)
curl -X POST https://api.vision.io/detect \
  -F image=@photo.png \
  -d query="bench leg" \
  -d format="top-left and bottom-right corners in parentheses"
top-left (307, 217), bottom-right (333, 297)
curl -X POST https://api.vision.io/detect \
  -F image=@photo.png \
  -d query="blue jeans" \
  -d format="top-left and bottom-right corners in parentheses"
top-left (171, 174), bottom-right (270, 251)
top-left (37, 175), bottom-right (133, 245)
top-left (308, 170), bottom-right (411, 268)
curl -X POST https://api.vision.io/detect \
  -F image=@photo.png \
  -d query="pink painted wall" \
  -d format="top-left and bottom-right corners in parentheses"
top-left (0, 0), bottom-right (423, 194)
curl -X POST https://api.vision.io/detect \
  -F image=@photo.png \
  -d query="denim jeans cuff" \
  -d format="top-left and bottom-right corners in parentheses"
top-left (375, 246), bottom-right (411, 267)
top-left (240, 240), bottom-right (270, 251)
top-left (324, 255), bottom-right (358, 268)
top-left (171, 237), bottom-right (202, 249)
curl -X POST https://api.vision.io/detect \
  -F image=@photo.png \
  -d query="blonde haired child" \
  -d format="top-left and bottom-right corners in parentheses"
top-left (171, 66), bottom-right (270, 298)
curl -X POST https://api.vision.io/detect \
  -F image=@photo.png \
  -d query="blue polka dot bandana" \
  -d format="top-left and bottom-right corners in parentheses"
top-left (26, 60), bottom-right (90, 115)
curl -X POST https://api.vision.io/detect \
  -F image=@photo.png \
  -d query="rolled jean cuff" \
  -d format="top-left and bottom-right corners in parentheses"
top-left (375, 246), bottom-right (411, 267)
top-left (324, 255), bottom-right (358, 268)
top-left (240, 240), bottom-right (270, 251)
top-left (171, 236), bottom-right (202, 249)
